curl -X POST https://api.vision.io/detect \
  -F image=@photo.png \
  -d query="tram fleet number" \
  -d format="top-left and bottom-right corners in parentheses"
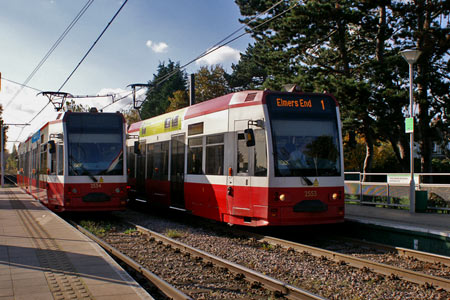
top-left (91, 183), bottom-right (102, 189)
top-left (304, 190), bottom-right (318, 198)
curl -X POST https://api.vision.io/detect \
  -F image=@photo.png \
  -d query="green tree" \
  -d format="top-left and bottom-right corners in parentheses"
top-left (140, 60), bottom-right (188, 119)
top-left (195, 65), bottom-right (230, 103)
top-left (393, 0), bottom-right (450, 172)
top-left (235, 0), bottom-right (382, 174)
top-left (343, 133), bottom-right (366, 172)
top-left (166, 90), bottom-right (188, 112)
top-left (227, 44), bottom-right (268, 90)
top-left (65, 99), bottom-right (90, 112)
top-left (6, 145), bottom-right (17, 172)
top-left (233, 0), bottom-right (449, 173)
top-left (121, 108), bottom-right (141, 126)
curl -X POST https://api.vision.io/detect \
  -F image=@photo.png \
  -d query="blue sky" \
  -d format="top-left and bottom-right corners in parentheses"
top-left (0, 0), bottom-right (253, 150)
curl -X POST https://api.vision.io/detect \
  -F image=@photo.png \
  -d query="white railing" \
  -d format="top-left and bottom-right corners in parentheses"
top-left (344, 172), bottom-right (450, 212)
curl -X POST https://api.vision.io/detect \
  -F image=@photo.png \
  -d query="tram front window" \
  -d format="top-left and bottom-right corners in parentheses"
top-left (272, 119), bottom-right (341, 177)
top-left (66, 113), bottom-right (124, 176)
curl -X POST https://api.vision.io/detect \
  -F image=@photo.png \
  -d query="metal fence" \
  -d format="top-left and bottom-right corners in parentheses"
top-left (344, 172), bottom-right (450, 213)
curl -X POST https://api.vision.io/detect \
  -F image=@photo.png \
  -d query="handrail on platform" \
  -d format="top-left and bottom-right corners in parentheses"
top-left (344, 172), bottom-right (450, 213)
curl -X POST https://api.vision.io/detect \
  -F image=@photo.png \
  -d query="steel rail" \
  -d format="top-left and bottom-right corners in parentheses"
top-left (336, 236), bottom-right (450, 267)
top-left (72, 222), bottom-right (192, 300)
top-left (133, 224), bottom-right (326, 300)
top-left (396, 247), bottom-right (450, 267)
top-left (257, 235), bottom-right (450, 291)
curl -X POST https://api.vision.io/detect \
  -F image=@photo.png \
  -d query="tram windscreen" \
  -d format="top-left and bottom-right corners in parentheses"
top-left (66, 113), bottom-right (124, 176)
top-left (266, 94), bottom-right (341, 177)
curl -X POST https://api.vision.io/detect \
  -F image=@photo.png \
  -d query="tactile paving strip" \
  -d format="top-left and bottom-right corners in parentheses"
top-left (8, 191), bottom-right (95, 300)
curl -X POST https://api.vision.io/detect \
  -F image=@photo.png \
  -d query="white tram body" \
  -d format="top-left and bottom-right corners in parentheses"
top-left (127, 90), bottom-right (345, 226)
top-left (17, 110), bottom-right (128, 212)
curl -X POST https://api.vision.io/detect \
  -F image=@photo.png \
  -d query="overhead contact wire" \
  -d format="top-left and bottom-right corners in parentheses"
top-left (57, 0), bottom-right (129, 92)
top-left (4, 0), bottom-right (94, 109)
top-left (20, 0), bottom-right (129, 138)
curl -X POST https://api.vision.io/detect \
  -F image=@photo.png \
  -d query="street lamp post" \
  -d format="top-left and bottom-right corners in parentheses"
top-left (400, 49), bottom-right (421, 213)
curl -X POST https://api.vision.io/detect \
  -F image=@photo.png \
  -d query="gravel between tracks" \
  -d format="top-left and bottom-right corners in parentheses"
top-left (112, 208), bottom-right (449, 300)
top-left (103, 228), bottom-right (274, 299)
top-left (316, 240), bottom-right (450, 279)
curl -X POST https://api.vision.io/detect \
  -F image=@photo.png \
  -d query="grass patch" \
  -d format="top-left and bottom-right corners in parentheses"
top-left (261, 242), bottom-right (274, 251)
top-left (124, 228), bottom-right (137, 235)
top-left (165, 229), bottom-right (183, 239)
top-left (80, 220), bottom-right (114, 237)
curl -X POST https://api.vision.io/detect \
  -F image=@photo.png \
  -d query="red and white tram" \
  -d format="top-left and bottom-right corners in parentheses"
top-left (17, 110), bottom-right (128, 212)
top-left (127, 90), bottom-right (345, 226)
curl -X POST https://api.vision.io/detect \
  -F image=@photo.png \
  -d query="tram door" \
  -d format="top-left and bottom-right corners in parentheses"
top-left (170, 134), bottom-right (185, 209)
top-left (136, 141), bottom-right (146, 197)
top-left (227, 120), bottom-right (252, 218)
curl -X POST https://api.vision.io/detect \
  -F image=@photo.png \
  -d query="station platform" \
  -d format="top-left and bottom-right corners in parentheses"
top-left (345, 204), bottom-right (450, 255)
top-left (345, 204), bottom-right (450, 238)
top-left (0, 187), bottom-right (153, 300)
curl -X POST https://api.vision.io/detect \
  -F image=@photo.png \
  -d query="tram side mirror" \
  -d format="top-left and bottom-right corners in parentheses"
top-left (134, 141), bottom-right (141, 155)
top-left (244, 129), bottom-right (255, 147)
top-left (48, 140), bottom-right (56, 154)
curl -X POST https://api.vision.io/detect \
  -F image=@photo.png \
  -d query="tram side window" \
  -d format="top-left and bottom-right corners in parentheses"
top-left (205, 134), bottom-right (224, 175)
top-left (146, 144), bottom-right (154, 179)
top-left (40, 144), bottom-right (47, 174)
top-left (161, 141), bottom-right (169, 179)
top-left (254, 129), bottom-right (267, 176)
top-left (50, 147), bottom-right (56, 175)
top-left (32, 148), bottom-right (37, 175)
top-left (24, 152), bottom-right (29, 177)
top-left (151, 142), bottom-right (169, 180)
top-left (187, 137), bottom-right (203, 174)
top-left (57, 144), bottom-right (64, 175)
top-left (21, 154), bottom-right (24, 172)
top-left (128, 146), bottom-right (135, 179)
top-left (237, 133), bottom-right (249, 174)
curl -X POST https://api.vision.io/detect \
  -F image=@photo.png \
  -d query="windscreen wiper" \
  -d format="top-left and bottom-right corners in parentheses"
top-left (302, 176), bottom-right (313, 186)
top-left (69, 155), bottom-right (98, 182)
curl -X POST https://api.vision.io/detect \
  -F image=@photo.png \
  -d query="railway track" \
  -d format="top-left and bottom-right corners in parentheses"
top-left (126, 205), bottom-right (450, 289)
top-left (115, 207), bottom-right (450, 299)
top-left (325, 236), bottom-right (450, 267)
top-left (246, 232), bottom-right (450, 291)
top-left (72, 222), bottom-right (191, 300)
top-left (73, 220), bottom-right (325, 300)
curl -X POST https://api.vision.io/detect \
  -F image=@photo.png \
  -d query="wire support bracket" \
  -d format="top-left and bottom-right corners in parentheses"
top-left (127, 83), bottom-right (150, 110)
top-left (37, 91), bottom-right (73, 111)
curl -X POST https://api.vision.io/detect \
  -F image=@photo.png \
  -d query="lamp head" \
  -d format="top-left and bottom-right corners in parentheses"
top-left (400, 49), bottom-right (422, 64)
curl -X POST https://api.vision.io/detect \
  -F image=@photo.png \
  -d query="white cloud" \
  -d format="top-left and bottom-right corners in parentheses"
top-left (146, 40), bottom-right (169, 53)
top-left (0, 83), bottom-right (58, 150)
top-left (78, 88), bottom-right (134, 112)
top-left (196, 46), bottom-right (241, 66)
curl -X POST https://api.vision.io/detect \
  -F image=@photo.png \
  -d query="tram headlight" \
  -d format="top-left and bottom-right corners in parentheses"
top-left (72, 188), bottom-right (78, 194)
top-left (330, 192), bottom-right (341, 201)
top-left (273, 192), bottom-right (286, 202)
top-left (115, 187), bottom-right (121, 194)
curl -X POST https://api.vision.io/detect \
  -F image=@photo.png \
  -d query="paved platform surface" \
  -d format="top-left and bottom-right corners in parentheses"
top-left (0, 187), bottom-right (153, 300)
top-left (345, 204), bottom-right (450, 238)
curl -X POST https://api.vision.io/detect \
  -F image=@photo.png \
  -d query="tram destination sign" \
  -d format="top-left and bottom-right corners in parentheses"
top-left (266, 93), bottom-right (336, 116)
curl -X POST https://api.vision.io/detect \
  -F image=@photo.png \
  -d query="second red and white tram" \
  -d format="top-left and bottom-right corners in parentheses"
top-left (17, 110), bottom-right (128, 212)
top-left (127, 90), bottom-right (345, 226)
